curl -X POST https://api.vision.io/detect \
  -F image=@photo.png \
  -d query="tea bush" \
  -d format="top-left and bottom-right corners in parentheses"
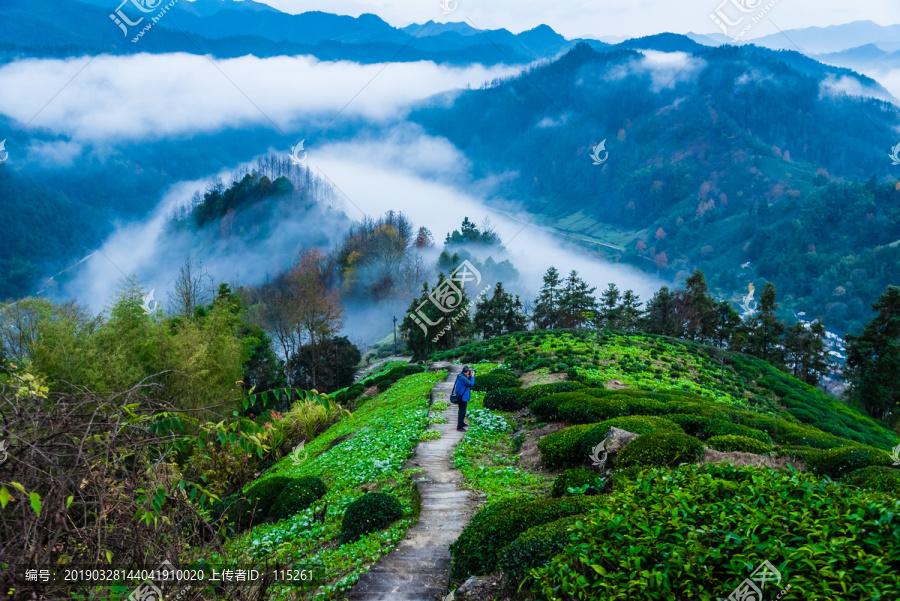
top-left (577, 416), bottom-right (682, 458)
top-left (841, 466), bottom-right (900, 494)
top-left (529, 464), bottom-right (900, 600)
top-left (550, 468), bottom-right (604, 497)
top-left (340, 492), bottom-right (404, 543)
top-left (472, 372), bottom-right (520, 393)
top-left (483, 387), bottom-right (527, 411)
top-left (268, 476), bottom-right (327, 522)
top-left (226, 476), bottom-right (292, 532)
top-left (800, 446), bottom-right (893, 478)
top-left (617, 431), bottom-right (705, 469)
top-left (497, 514), bottom-right (582, 586)
top-left (706, 435), bottom-right (771, 454)
top-left (449, 495), bottom-right (597, 579)
top-left (538, 424), bottom-right (596, 468)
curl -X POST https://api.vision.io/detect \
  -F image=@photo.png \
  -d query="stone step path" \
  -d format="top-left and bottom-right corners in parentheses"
top-left (348, 362), bottom-right (472, 601)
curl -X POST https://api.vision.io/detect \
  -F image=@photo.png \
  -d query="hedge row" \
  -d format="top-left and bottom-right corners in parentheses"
top-left (484, 381), bottom-right (585, 412)
top-left (539, 416), bottom-right (683, 469)
top-left (528, 464), bottom-right (900, 599)
top-left (449, 495), bottom-right (597, 580)
top-left (216, 475), bottom-right (327, 532)
top-left (777, 445), bottom-right (894, 478)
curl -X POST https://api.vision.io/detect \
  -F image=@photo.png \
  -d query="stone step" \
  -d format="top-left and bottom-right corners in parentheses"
top-left (347, 365), bottom-right (479, 601)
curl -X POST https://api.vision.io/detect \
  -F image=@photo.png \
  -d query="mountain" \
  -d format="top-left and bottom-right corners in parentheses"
top-left (410, 40), bottom-right (900, 333)
top-left (0, 0), bottom-right (572, 65)
top-left (700, 20), bottom-right (900, 53)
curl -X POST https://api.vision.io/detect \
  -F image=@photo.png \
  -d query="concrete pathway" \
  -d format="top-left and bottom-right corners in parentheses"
top-left (348, 362), bottom-right (472, 601)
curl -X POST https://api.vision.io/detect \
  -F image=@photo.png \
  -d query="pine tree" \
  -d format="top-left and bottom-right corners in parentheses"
top-left (712, 300), bottom-right (743, 350)
top-left (845, 285), bottom-right (900, 422)
top-left (678, 270), bottom-right (717, 342)
top-left (473, 282), bottom-right (527, 338)
top-left (784, 318), bottom-right (830, 386)
top-left (533, 267), bottom-right (563, 330)
top-left (618, 290), bottom-right (642, 332)
top-left (598, 283), bottom-right (621, 330)
top-left (559, 270), bottom-right (598, 329)
top-left (399, 275), bottom-right (473, 359)
top-left (745, 282), bottom-right (785, 366)
top-left (642, 286), bottom-right (681, 337)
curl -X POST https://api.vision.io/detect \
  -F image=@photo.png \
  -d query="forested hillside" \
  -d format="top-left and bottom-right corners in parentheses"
top-left (411, 41), bottom-right (900, 333)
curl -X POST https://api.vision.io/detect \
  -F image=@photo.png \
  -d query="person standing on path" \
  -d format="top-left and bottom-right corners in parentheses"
top-left (453, 366), bottom-right (475, 432)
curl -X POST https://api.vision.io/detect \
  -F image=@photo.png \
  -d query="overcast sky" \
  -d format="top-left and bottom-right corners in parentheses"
top-left (249, 0), bottom-right (898, 39)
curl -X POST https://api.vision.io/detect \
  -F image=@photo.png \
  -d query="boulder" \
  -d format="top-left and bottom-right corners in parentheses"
top-left (444, 574), bottom-right (503, 601)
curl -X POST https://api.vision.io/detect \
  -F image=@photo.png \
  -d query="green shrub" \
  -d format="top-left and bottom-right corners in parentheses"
top-left (523, 381), bottom-right (585, 400)
top-left (800, 446), bottom-right (893, 478)
top-left (557, 395), bottom-right (628, 423)
top-left (498, 515), bottom-right (583, 586)
top-left (705, 421), bottom-right (771, 443)
top-left (473, 373), bottom-right (520, 392)
top-left (340, 492), bottom-right (404, 544)
top-left (528, 464), bottom-right (900, 599)
top-left (664, 414), bottom-right (770, 443)
top-left (530, 392), bottom-right (591, 421)
top-left (222, 476), bottom-right (291, 531)
top-left (373, 364), bottom-right (426, 392)
top-left (617, 431), bottom-right (705, 469)
top-left (538, 425), bottom-right (597, 468)
top-left (268, 476), bottom-right (328, 522)
top-left (551, 468), bottom-right (604, 497)
top-left (335, 382), bottom-right (365, 404)
top-left (706, 435), bottom-right (771, 454)
top-left (841, 466), bottom-right (900, 494)
top-left (449, 495), bottom-right (597, 579)
top-left (484, 387), bottom-right (527, 411)
top-left (770, 421), bottom-right (848, 449)
top-left (577, 416), bottom-right (682, 458)
top-left (244, 476), bottom-right (291, 520)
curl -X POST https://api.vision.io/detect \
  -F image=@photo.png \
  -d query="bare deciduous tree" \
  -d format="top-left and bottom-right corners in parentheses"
top-left (170, 256), bottom-right (214, 317)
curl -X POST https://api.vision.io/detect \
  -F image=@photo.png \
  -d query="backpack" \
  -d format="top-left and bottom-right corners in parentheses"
top-left (450, 379), bottom-right (461, 404)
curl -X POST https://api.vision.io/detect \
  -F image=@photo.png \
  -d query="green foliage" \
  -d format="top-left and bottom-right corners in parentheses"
top-left (473, 282), bottom-right (528, 338)
top-left (473, 372), bottom-right (520, 392)
top-left (551, 468), bottom-right (604, 497)
top-left (664, 414), bottom-right (772, 443)
top-left (706, 435), bottom-right (771, 454)
top-left (449, 495), bottom-right (597, 580)
top-left (399, 274), bottom-right (474, 360)
top-left (617, 430), bottom-right (705, 469)
top-left (334, 382), bottom-right (366, 405)
top-left (538, 424), bottom-right (596, 468)
top-left (577, 416), bottom-right (682, 457)
top-left (268, 476), bottom-right (328, 522)
top-left (531, 391), bottom-right (627, 423)
top-left (289, 336), bottom-right (361, 394)
top-left (497, 515), bottom-right (582, 586)
top-left (372, 364), bottom-right (426, 392)
top-left (484, 387), bottom-right (528, 411)
top-left (798, 446), bottom-right (893, 478)
top-left (845, 285), bottom-right (900, 422)
top-left (340, 492), bottom-right (404, 544)
top-left (529, 464), bottom-right (900, 599)
top-left (841, 466), bottom-right (900, 494)
top-left (225, 476), bottom-right (292, 531)
top-left (430, 330), bottom-right (898, 452)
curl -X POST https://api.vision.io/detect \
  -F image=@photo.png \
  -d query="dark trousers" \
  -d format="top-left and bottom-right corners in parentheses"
top-left (457, 401), bottom-right (468, 430)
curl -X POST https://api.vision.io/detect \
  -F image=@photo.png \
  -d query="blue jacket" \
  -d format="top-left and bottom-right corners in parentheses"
top-left (453, 373), bottom-right (475, 403)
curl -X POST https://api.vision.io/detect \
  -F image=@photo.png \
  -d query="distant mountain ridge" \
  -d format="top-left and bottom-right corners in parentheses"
top-left (409, 39), bottom-right (900, 333)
